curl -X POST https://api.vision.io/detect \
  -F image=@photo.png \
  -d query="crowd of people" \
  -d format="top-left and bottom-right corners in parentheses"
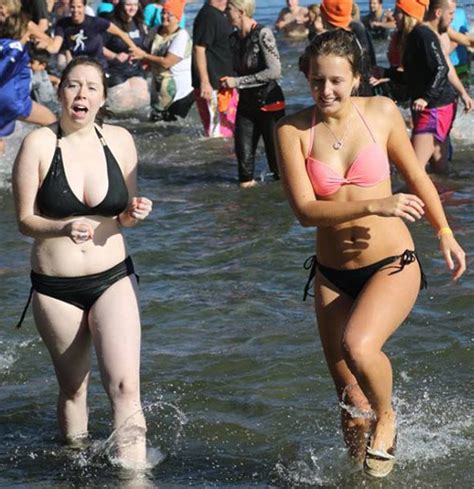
top-left (1, 0), bottom-right (471, 478)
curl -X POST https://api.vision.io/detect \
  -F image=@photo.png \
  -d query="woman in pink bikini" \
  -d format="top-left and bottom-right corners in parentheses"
top-left (275, 29), bottom-right (465, 478)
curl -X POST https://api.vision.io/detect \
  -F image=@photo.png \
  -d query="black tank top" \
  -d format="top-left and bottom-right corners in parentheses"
top-left (36, 126), bottom-right (129, 219)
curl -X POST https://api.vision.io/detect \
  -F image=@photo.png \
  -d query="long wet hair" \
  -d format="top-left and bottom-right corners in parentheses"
top-left (299, 29), bottom-right (363, 79)
top-left (58, 56), bottom-right (110, 126)
top-left (0, 0), bottom-right (29, 39)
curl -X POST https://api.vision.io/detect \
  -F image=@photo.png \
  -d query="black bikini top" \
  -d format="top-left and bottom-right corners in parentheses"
top-left (36, 126), bottom-right (129, 219)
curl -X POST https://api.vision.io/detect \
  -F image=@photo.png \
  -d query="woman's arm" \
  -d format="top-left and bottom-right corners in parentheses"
top-left (107, 22), bottom-right (137, 50)
top-left (385, 98), bottom-right (466, 279)
top-left (275, 111), bottom-right (422, 228)
top-left (222, 27), bottom-right (281, 89)
top-left (12, 129), bottom-right (86, 240)
top-left (110, 127), bottom-right (152, 227)
top-left (130, 46), bottom-right (181, 69)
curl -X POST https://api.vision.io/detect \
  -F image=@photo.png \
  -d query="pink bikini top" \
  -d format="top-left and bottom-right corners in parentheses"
top-left (306, 104), bottom-right (390, 197)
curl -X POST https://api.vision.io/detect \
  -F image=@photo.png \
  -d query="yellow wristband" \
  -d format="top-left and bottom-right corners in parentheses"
top-left (437, 227), bottom-right (453, 239)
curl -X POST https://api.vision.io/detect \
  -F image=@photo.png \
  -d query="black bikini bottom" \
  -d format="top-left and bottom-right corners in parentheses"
top-left (303, 250), bottom-right (427, 300)
top-left (16, 256), bottom-right (136, 328)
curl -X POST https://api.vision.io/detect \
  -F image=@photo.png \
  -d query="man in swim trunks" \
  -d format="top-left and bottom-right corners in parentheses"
top-left (403, 0), bottom-right (473, 173)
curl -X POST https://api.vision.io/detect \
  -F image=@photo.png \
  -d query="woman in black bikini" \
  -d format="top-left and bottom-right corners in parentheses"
top-left (12, 56), bottom-right (152, 469)
top-left (275, 30), bottom-right (465, 477)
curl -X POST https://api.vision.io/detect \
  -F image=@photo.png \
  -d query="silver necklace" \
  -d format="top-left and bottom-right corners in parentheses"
top-left (322, 112), bottom-right (353, 150)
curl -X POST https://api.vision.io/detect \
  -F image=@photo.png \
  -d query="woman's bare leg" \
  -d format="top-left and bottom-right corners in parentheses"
top-left (315, 273), bottom-right (372, 462)
top-left (89, 275), bottom-right (147, 468)
top-left (32, 293), bottom-right (91, 442)
top-left (342, 259), bottom-right (421, 452)
top-left (411, 133), bottom-right (435, 170)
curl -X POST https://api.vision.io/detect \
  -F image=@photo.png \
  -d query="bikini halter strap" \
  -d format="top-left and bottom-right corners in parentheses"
top-left (307, 108), bottom-right (318, 159)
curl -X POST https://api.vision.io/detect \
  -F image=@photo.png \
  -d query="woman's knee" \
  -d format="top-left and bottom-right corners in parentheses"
top-left (58, 378), bottom-right (88, 402)
top-left (342, 333), bottom-right (375, 368)
top-left (107, 378), bottom-right (141, 404)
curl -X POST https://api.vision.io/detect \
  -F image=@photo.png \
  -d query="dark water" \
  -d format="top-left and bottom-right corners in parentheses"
top-left (1, 2), bottom-right (473, 487)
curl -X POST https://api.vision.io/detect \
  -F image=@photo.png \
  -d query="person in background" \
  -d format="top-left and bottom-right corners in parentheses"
top-left (29, 47), bottom-right (59, 111)
top-left (275, 0), bottom-right (309, 39)
top-left (448, 0), bottom-right (471, 84)
top-left (21, 0), bottom-right (49, 31)
top-left (0, 0), bottom-right (56, 153)
top-left (275, 28), bottom-right (465, 478)
top-left (103, 0), bottom-right (150, 112)
top-left (307, 3), bottom-right (324, 42)
top-left (53, 0), bottom-right (95, 20)
top-left (13, 56), bottom-right (152, 469)
top-left (320, 0), bottom-right (377, 96)
top-left (49, 0), bottom-right (137, 69)
top-left (403, 0), bottom-right (473, 172)
top-left (131, 0), bottom-right (194, 121)
top-left (143, 0), bottom-right (186, 28)
top-left (362, 0), bottom-right (395, 40)
top-left (192, 0), bottom-right (237, 138)
top-left (222, 0), bottom-right (285, 188)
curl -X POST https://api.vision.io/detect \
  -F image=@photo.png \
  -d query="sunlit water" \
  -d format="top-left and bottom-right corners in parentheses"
top-left (0, 2), bottom-right (473, 487)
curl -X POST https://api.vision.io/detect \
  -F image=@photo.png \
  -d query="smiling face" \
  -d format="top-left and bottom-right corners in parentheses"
top-left (161, 8), bottom-right (179, 29)
top-left (59, 63), bottom-right (105, 124)
top-left (123, 0), bottom-right (139, 20)
top-left (308, 54), bottom-right (359, 114)
top-left (70, 0), bottom-right (85, 24)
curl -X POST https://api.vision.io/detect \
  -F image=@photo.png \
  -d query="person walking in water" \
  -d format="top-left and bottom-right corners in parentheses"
top-left (13, 56), bottom-right (153, 470)
top-left (275, 29), bottom-right (465, 477)
top-left (221, 0), bottom-right (285, 188)
top-left (192, 0), bottom-right (237, 138)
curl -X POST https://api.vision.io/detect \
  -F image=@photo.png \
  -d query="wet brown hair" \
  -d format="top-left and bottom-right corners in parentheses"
top-left (299, 28), bottom-right (362, 78)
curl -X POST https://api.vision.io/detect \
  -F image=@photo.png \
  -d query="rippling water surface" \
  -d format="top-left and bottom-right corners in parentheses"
top-left (0, 2), bottom-right (473, 487)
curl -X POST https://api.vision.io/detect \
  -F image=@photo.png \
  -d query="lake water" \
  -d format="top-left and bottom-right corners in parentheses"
top-left (0, 2), bottom-right (473, 487)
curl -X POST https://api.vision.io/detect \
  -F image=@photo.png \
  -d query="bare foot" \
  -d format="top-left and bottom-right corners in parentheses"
top-left (370, 409), bottom-right (397, 453)
top-left (239, 180), bottom-right (257, 189)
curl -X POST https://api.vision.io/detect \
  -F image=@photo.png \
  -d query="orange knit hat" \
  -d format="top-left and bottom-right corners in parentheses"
top-left (396, 0), bottom-right (426, 22)
top-left (162, 0), bottom-right (185, 21)
top-left (320, 0), bottom-right (353, 29)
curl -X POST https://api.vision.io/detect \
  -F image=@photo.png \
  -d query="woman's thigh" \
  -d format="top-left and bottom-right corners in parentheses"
top-left (314, 272), bottom-right (357, 396)
top-left (32, 292), bottom-right (91, 390)
top-left (344, 259), bottom-right (421, 350)
top-left (88, 276), bottom-right (142, 388)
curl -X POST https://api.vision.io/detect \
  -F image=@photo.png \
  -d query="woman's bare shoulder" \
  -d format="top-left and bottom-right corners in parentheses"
top-left (276, 106), bottom-right (314, 135)
top-left (101, 123), bottom-right (133, 142)
top-left (20, 124), bottom-right (57, 156)
top-left (358, 95), bottom-right (399, 116)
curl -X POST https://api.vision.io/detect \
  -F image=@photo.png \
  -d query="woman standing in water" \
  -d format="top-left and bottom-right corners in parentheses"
top-left (12, 56), bottom-right (152, 469)
top-left (275, 29), bottom-right (465, 477)
top-left (221, 0), bottom-right (285, 188)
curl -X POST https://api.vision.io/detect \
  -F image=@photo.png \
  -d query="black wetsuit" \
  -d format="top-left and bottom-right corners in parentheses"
top-left (403, 24), bottom-right (456, 107)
